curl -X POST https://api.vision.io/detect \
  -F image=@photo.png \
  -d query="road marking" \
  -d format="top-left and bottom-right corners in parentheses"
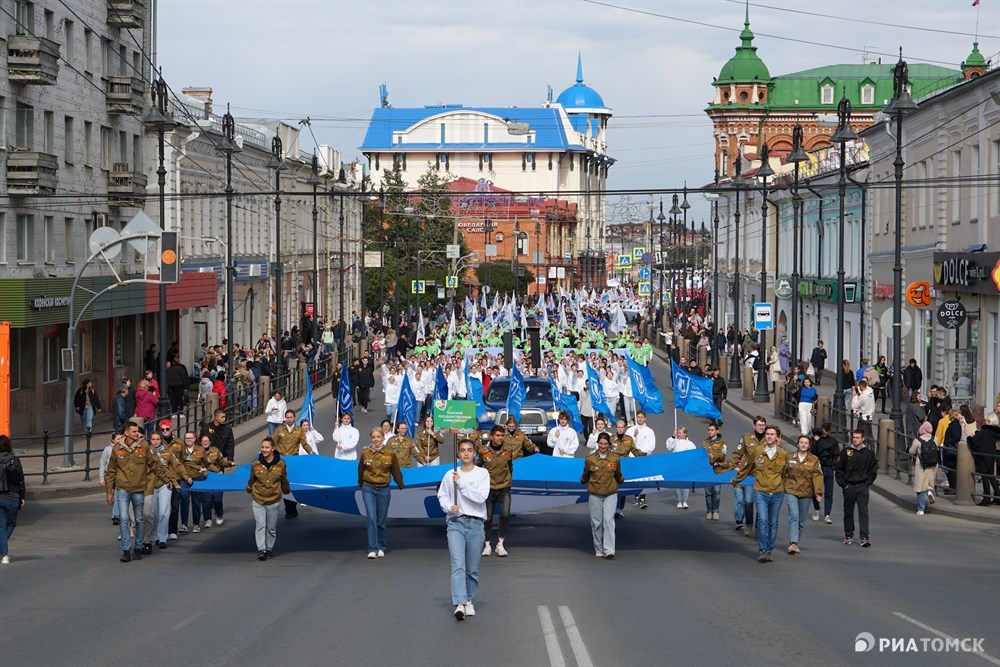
top-left (893, 612), bottom-right (1000, 665)
top-left (171, 610), bottom-right (204, 633)
top-left (537, 606), bottom-right (566, 667)
top-left (558, 606), bottom-right (595, 667)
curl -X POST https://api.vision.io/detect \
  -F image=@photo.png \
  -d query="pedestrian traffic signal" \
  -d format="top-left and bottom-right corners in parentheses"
top-left (160, 231), bottom-right (179, 284)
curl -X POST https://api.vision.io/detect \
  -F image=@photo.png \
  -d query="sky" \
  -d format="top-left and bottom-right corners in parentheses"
top-left (158, 0), bottom-right (998, 223)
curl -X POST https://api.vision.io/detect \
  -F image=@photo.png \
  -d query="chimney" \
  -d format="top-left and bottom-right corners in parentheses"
top-left (182, 87), bottom-right (213, 116)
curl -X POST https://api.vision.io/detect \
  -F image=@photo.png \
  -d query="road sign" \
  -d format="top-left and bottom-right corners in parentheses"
top-left (642, 252), bottom-right (654, 265)
top-left (411, 279), bottom-right (426, 294)
top-left (662, 291), bottom-right (671, 305)
top-left (437, 287), bottom-right (445, 299)
top-left (773, 276), bottom-right (793, 299)
top-left (446, 244), bottom-right (461, 259)
top-left (906, 281), bottom-right (932, 308)
top-left (638, 267), bottom-right (651, 280)
top-left (485, 244), bottom-right (497, 257)
top-left (445, 275), bottom-right (459, 289)
top-left (638, 282), bottom-right (651, 296)
top-left (617, 254), bottom-right (632, 268)
top-left (632, 247), bottom-right (646, 261)
top-left (878, 308), bottom-right (913, 338)
top-left (844, 282), bottom-right (858, 303)
top-left (936, 300), bottom-right (967, 329)
top-left (564, 252), bottom-right (572, 262)
top-left (364, 250), bottom-right (383, 268)
top-left (754, 302), bottom-right (773, 330)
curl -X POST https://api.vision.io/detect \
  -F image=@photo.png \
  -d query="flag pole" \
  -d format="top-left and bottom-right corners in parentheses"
top-left (452, 431), bottom-right (459, 505)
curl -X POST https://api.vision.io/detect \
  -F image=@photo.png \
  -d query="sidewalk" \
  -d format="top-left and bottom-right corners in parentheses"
top-left (652, 346), bottom-right (1000, 525)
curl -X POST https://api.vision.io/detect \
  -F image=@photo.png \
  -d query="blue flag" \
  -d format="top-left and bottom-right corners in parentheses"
top-left (337, 362), bottom-right (353, 424)
top-left (586, 362), bottom-right (612, 420)
top-left (465, 362), bottom-right (487, 421)
top-left (297, 372), bottom-right (315, 425)
top-left (671, 361), bottom-right (722, 420)
top-left (507, 365), bottom-right (525, 422)
top-left (627, 357), bottom-right (663, 414)
top-left (550, 378), bottom-right (584, 432)
top-left (397, 373), bottom-right (418, 437)
top-left (435, 365), bottom-right (449, 401)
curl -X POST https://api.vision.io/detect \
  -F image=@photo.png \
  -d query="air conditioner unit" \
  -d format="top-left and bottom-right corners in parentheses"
top-left (93, 212), bottom-right (109, 227)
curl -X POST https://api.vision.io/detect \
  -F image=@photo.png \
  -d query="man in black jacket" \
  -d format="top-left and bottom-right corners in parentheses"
top-left (201, 409), bottom-right (236, 462)
top-left (902, 359), bottom-right (923, 401)
top-left (835, 429), bottom-right (878, 548)
top-left (166, 355), bottom-right (190, 412)
top-left (810, 423), bottom-right (840, 523)
top-left (711, 367), bottom-right (727, 427)
top-left (810, 341), bottom-right (827, 386)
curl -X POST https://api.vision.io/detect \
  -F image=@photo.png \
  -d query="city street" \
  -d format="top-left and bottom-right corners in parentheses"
top-left (2, 355), bottom-right (997, 667)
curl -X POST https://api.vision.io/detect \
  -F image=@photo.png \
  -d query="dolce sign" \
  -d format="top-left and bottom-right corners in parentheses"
top-left (933, 252), bottom-right (1000, 295)
top-left (32, 295), bottom-right (70, 310)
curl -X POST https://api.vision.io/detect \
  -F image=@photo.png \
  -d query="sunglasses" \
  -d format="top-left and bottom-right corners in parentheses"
top-left (160, 427), bottom-right (171, 431)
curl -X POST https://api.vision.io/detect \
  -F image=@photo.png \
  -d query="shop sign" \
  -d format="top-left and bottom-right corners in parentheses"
top-left (936, 300), bottom-right (968, 330)
top-left (933, 252), bottom-right (1000, 295)
top-left (31, 295), bottom-right (70, 310)
top-left (871, 280), bottom-right (894, 301)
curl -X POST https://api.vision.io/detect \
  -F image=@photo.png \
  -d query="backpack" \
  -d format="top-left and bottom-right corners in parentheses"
top-left (917, 435), bottom-right (939, 469)
top-left (0, 455), bottom-right (18, 494)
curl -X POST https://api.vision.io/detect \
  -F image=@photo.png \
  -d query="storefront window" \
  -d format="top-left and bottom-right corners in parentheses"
top-left (42, 327), bottom-right (65, 384)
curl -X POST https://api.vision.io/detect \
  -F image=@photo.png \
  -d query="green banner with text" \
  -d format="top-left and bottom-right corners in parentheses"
top-left (432, 400), bottom-right (477, 430)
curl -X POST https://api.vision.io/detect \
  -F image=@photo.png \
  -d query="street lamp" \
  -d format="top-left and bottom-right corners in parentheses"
top-left (681, 185), bottom-right (691, 314)
top-left (754, 143), bottom-right (775, 403)
top-left (728, 155), bottom-right (745, 388)
top-left (788, 125), bottom-right (809, 370)
top-left (305, 153), bottom-right (321, 327)
top-left (830, 92), bottom-right (859, 427)
top-left (335, 166), bottom-right (348, 353)
top-left (884, 48), bottom-right (918, 425)
top-left (668, 195), bottom-right (682, 326)
top-left (706, 172), bottom-right (721, 368)
top-left (483, 216), bottom-right (495, 288)
top-left (143, 71), bottom-right (177, 420)
top-left (266, 136), bottom-right (286, 345)
top-left (656, 201), bottom-right (665, 330)
top-left (217, 105), bottom-right (242, 383)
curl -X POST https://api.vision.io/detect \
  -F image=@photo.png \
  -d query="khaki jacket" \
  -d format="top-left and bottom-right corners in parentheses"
top-left (146, 442), bottom-right (185, 493)
top-left (274, 424), bottom-right (312, 456)
top-left (204, 447), bottom-right (233, 473)
top-left (477, 444), bottom-right (515, 490)
top-left (611, 434), bottom-right (645, 458)
top-left (581, 452), bottom-right (624, 496)
top-left (701, 436), bottom-right (728, 471)
top-left (105, 438), bottom-right (171, 493)
top-left (783, 451), bottom-right (824, 498)
top-left (176, 446), bottom-right (210, 481)
top-left (727, 432), bottom-right (765, 471)
top-left (503, 429), bottom-right (538, 459)
top-left (416, 430), bottom-right (444, 462)
top-left (357, 447), bottom-right (404, 488)
top-left (246, 454), bottom-right (290, 505)
top-left (732, 446), bottom-right (788, 494)
top-left (386, 435), bottom-right (421, 468)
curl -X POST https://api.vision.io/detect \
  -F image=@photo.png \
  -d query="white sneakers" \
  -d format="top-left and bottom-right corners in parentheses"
top-left (168, 533), bottom-right (178, 541)
top-left (193, 525), bottom-right (201, 533)
top-left (454, 604), bottom-right (466, 621)
top-left (916, 510), bottom-right (925, 516)
top-left (1, 555), bottom-right (9, 565)
top-left (215, 517), bottom-right (224, 526)
top-left (178, 525), bottom-right (189, 533)
top-left (482, 543), bottom-right (492, 557)
top-left (706, 512), bottom-right (713, 520)
top-left (823, 515), bottom-right (833, 524)
top-left (204, 520), bottom-right (213, 529)
top-left (927, 491), bottom-right (935, 504)
top-left (811, 511), bottom-right (820, 522)
top-left (677, 502), bottom-right (683, 509)
top-left (682, 502), bottom-right (689, 509)
top-left (495, 541), bottom-right (508, 557)
top-left (464, 602), bottom-right (476, 617)
top-left (377, 549), bottom-right (385, 558)
top-left (367, 551), bottom-right (377, 559)
top-left (711, 511), bottom-right (719, 521)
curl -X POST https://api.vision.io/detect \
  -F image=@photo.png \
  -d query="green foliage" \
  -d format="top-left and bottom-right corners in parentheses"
top-left (475, 261), bottom-right (535, 296)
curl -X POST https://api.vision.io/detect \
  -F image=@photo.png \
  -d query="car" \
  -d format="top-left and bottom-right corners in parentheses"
top-left (478, 377), bottom-right (559, 453)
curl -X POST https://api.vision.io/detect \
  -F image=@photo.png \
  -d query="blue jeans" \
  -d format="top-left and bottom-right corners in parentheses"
top-left (813, 467), bottom-right (836, 517)
top-left (916, 490), bottom-right (927, 512)
top-left (675, 487), bottom-right (690, 504)
top-left (785, 494), bottom-right (813, 545)
top-left (150, 485), bottom-right (171, 544)
top-left (361, 484), bottom-right (391, 553)
top-left (0, 495), bottom-right (20, 556)
top-left (81, 407), bottom-right (94, 432)
top-left (446, 516), bottom-right (485, 605)
top-left (734, 484), bottom-right (755, 526)
top-left (753, 490), bottom-right (784, 553)
top-left (589, 493), bottom-right (617, 555)
top-left (385, 403), bottom-right (397, 422)
top-left (705, 485), bottom-right (722, 512)
top-left (179, 480), bottom-right (202, 527)
top-left (115, 490), bottom-right (145, 551)
top-left (267, 422), bottom-right (279, 436)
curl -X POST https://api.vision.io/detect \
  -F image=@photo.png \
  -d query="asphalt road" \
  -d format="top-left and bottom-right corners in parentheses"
top-left (2, 355), bottom-right (998, 667)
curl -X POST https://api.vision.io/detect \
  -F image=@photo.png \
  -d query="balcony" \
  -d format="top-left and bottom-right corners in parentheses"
top-left (108, 0), bottom-right (144, 29)
top-left (7, 34), bottom-right (60, 85)
top-left (105, 76), bottom-right (144, 115)
top-left (6, 151), bottom-right (58, 195)
top-left (108, 163), bottom-right (148, 206)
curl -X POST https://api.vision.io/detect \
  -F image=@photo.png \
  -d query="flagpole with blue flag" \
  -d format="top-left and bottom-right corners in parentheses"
top-left (670, 360), bottom-right (723, 421)
top-left (507, 365), bottom-right (525, 423)
top-left (464, 357), bottom-right (487, 422)
top-left (435, 364), bottom-right (449, 401)
top-left (585, 362), bottom-right (612, 421)
top-left (397, 373), bottom-right (418, 437)
top-left (627, 356), bottom-right (664, 414)
top-left (297, 371), bottom-right (315, 427)
top-left (337, 362), bottom-right (353, 425)
top-left (550, 378), bottom-right (584, 432)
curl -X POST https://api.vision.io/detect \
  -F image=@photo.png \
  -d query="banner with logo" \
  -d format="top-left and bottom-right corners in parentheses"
top-left (670, 361), bottom-right (722, 420)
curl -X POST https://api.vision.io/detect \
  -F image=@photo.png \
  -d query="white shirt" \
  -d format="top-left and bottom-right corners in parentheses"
top-left (547, 425), bottom-right (580, 457)
top-left (332, 424), bottom-right (360, 460)
top-left (436, 465), bottom-right (490, 519)
top-left (763, 445), bottom-right (778, 460)
top-left (303, 429), bottom-right (324, 455)
top-left (265, 398), bottom-right (286, 424)
top-left (664, 437), bottom-right (696, 453)
top-left (384, 374), bottom-right (401, 404)
top-left (626, 423), bottom-right (656, 454)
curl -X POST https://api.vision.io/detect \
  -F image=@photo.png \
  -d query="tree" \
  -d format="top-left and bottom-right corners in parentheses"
top-left (475, 262), bottom-right (535, 297)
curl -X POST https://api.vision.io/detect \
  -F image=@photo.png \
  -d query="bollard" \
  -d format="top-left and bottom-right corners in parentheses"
top-left (877, 419), bottom-right (894, 474)
top-left (208, 393), bottom-right (220, 427)
top-left (720, 354), bottom-right (729, 374)
top-left (742, 367), bottom-right (754, 401)
top-left (774, 381), bottom-right (785, 419)
top-left (698, 347), bottom-right (708, 368)
top-left (258, 375), bottom-right (271, 410)
top-left (816, 396), bottom-right (831, 426)
top-left (954, 441), bottom-right (975, 506)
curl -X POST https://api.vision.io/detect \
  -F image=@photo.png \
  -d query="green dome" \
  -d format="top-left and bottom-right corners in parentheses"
top-left (963, 41), bottom-right (986, 68)
top-left (717, 12), bottom-right (771, 85)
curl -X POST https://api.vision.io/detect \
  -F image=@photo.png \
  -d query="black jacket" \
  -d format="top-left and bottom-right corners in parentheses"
top-left (835, 445), bottom-right (878, 487)
top-left (811, 434), bottom-right (840, 469)
top-left (166, 362), bottom-right (189, 391)
top-left (902, 365), bottom-right (923, 390)
top-left (73, 387), bottom-right (102, 414)
top-left (0, 451), bottom-right (26, 500)
top-left (712, 376), bottom-right (728, 400)
top-left (810, 347), bottom-right (827, 369)
top-left (969, 425), bottom-right (1000, 456)
top-left (357, 362), bottom-right (375, 389)
top-left (201, 422), bottom-right (236, 461)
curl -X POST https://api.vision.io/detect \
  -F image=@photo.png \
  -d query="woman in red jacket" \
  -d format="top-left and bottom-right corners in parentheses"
top-left (134, 380), bottom-right (159, 437)
top-left (212, 371), bottom-right (228, 409)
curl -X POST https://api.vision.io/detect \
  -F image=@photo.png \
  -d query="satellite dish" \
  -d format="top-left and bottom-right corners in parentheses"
top-left (89, 226), bottom-right (122, 260)
top-left (121, 211), bottom-right (161, 254)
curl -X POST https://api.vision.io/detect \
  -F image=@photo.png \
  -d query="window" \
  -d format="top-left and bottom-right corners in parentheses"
top-left (101, 38), bottom-right (114, 77)
top-left (84, 28), bottom-right (93, 74)
top-left (133, 133), bottom-right (141, 169)
top-left (64, 217), bottom-right (75, 263)
top-left (16, 214), bottom-right (34, 263)
top-left (42, 330), bottom-right (64, 383)
top-left (516, 234), bottom-right (528, 256)
top-left (83, 121), bottom-right (93, 165)
top-left (43, 110), bottom-right (54, 154)
top-left (0, 213), bottom-right (5, 263)
top-left (15, 0), bottom-right (34, 34)
top-left (101, 126), bottom-right (113, 170)
top-left (44, 216), bottom-right (55, 263)
top-left (860, 85), bottom-right (874, 105)
top-left (821, 85), bottom-right (834, 105)
top-left (15, 102), bottom-right (33, 150)
top-left (971, 144), bottom-right (980, 224)
top-left (64, 20), bottom-right (75, 62)
top-left (951, 149), bottom-right (962, 223)
top-left (119, 130), bottom-right (127, 164)
top-left (44, 8), bottom-right (53, 38)
top-left (483, 123), bottom-right (489, 143)
top-left (64, 116), bottom-right (74, 164)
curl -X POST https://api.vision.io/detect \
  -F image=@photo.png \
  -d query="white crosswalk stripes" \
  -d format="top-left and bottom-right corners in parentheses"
top-left (537, 605), bottom-right (595, 667)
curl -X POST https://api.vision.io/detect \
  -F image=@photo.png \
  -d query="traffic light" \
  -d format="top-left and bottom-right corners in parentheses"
top-left (160, 231), bottom-right (179, 284)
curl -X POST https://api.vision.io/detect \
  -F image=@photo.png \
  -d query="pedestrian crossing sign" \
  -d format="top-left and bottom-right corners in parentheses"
top-left (632, 247), bottom-right (646, 261)
top-left (617, 254), bottom-right (632, 268)
top-left (445, 275), bottom-right (458, 289)
top-left (411, 280), bottom-right (426, 294)
top-left (662, 291), bottom-right (671, 305)
top-left (638, 282), bottom-right (651, 296)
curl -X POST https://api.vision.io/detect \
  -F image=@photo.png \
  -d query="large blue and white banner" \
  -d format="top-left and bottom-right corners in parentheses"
top-left (670, 361), bottom-right (722, 420)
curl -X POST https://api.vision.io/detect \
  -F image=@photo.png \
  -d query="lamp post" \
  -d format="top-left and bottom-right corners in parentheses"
top-left (680, 186), bottom-right (691, 315)
top-left (830, 93), bottom-right (859, 427)
top-left (143, 71), bottom-right (177, 420)
top-left (668, 195), bottom-right (682, 326)
top-left (305, 153), bottom-right (321, 327)
top-left (728, 155), bottom-right (745, 387)
top-left (885, 48), bottom-right (917, 425)
top-left (336, 167), bottom-right (348, 350)
top-left (378, 187), bottom-right (385, 318)
top-left (709, 174), bottom-right (720, 368)
top-left (656, 201), bottom-right (665, 329)
top-left (787, 125), bottom-right (809, 369)
top-left (218, 106), bottom-right (241, 383)
top-left (266, 136), bottom-right (285, 343)
top-left (483, 216), bottom-right (495, 289)
top-left (753, 144), bottom-right (775, 402)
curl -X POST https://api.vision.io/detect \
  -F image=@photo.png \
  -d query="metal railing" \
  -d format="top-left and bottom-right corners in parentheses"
top-left (970, 448), bottom-right (1000, 506)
